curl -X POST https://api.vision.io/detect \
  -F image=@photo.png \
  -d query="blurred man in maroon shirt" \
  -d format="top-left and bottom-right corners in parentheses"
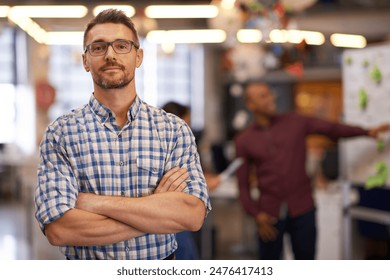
top-left (235, 82), bottom-right (390, 259)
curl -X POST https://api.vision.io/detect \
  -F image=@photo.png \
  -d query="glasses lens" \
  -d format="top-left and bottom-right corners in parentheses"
top-left (86, 40), bottom-right (135, 56)
top-left (113, 40), bottom-right (132, 54)
top-left (89, 42), bottom-right (107, 56)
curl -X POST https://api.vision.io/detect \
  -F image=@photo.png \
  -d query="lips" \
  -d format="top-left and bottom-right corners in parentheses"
top-left (103, 67), bottom-right (121, 71)
top-left (103, 68), bottom-right (121, 72)
top-left (100, 64), bottom-right (124, 72)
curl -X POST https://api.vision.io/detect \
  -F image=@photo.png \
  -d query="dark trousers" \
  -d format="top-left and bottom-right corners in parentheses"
top-left (258, 208), bottom-right (317, 260)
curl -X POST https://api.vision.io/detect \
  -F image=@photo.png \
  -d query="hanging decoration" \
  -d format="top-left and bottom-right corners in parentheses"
top-left (35, 81), bottom-right (56, 111)
top-left (209, 0), bottom-right (244, 47)
top-left (210, 0), bottom-right (318, 41)
top-left (224, 43), bottom-right (268, 81)
top-left (238, 0), bottom-right (288, 40)
top-left (211, 0), bottom-right (318, 81)
top-left (280, 0), bottom-right (318, 13)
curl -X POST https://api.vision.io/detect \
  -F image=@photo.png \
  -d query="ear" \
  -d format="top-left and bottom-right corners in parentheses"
top-left (82, 54), bottom-right (90, 72)
top-left (135, 48), bottom-right (144, 68)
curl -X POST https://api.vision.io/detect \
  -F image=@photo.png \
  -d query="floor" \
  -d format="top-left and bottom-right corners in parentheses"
top-left (0, 201), bottom-right (30, 260)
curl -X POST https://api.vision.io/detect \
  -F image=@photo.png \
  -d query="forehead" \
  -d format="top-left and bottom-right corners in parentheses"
top-left (246, 84), bottom-right (270, 97)
top-left (86, 23), bottom-right (135, 43)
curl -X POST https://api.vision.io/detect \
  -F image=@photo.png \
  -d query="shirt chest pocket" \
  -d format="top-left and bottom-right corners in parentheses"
top-left (136, 154), bottom-right (164, 195)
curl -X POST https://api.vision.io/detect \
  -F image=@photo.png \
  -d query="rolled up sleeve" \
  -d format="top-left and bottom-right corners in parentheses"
top-left (34, 123), bottom-right (78, 233)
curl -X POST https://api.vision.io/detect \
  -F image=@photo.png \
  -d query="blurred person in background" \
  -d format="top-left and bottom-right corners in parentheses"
top-left (163, 101), bottom-right (221, 259)
top-left (34, 9), bottom-right (210, 260)
top-left (235, 81), bottom-right (390, 260)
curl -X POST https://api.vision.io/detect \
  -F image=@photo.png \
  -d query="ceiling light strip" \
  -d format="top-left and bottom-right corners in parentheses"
top-left (236, 29), bottom-right (262, 43)
top-left (10, 5), bottom-right (88, 18)
top-left (145, 5), bottom-right (219, 18)
top-left (8, 12), bottom-right (47, 44)
top-left (0, 6), bottom-right (10, 17)
top-left (269, 29), bottom-right (325, 45)
top-left (147, 29), bottom-right (226, 44)
top-left (93, 5), bottom-right (135, 17)
top-left (330, 33), bottom-right (367, 48)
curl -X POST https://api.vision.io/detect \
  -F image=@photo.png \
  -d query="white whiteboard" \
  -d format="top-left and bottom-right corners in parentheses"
top-left (341, 43), bottom-right (390, 186)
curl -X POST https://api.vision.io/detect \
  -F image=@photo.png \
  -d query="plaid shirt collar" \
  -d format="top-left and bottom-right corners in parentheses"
top-left (88, 93), bottom-right (142, 125)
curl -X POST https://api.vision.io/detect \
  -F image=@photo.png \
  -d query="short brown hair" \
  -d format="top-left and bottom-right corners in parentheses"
top-left (83, 9), bottom-right (140, 49)
top-left (162, 102), bottom-right (190, 119)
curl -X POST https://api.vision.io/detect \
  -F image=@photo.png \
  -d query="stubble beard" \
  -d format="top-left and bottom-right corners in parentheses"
top-left (95, 74), bottom-right (132, 89)
top-left (92, 62), bottom-right (133, 89)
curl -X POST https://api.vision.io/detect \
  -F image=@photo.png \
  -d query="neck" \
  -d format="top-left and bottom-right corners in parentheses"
top-left (254, 113), bottom-right (271, 127)
top-left (94, 85), bottom-right (136, 128)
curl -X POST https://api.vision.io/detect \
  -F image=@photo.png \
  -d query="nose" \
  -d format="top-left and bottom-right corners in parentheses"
top-left (105, 44), bottom-right (116, 61)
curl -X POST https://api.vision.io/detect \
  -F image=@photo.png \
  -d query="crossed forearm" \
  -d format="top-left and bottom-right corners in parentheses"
top-left (45, 208), bottom-right (144, 246)
top-left (76, 191), bottom-right (205, 234)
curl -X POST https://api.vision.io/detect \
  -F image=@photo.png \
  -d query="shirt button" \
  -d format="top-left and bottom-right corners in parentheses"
top-left (119, 161), bottom-right (124, 166)
top-left (121, 191), bottom-right (125, 196)
top-left (125, 247), bottom-right (130, 253)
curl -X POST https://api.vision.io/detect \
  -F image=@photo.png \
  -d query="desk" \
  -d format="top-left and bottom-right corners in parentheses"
top-left (342, 182), bottom-right (390, 259)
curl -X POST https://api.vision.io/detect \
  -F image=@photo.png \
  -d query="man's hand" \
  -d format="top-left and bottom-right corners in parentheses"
top-left (76, 166), bottom-right (190, 211)
top-left (154, 167), bottom-right (189, 194)
top-left (255, 212), bottom-right (278, 242)
top-left (368, 123), bottom-right (390, 138)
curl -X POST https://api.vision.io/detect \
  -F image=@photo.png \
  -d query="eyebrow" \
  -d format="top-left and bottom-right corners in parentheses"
top-left (89, 38), bottom-right (126, 44)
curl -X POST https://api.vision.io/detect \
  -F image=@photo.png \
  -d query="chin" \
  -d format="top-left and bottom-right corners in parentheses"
top-left (267, 110), bottom-right (277, 117)
top-left (99, 79), bottom-right (131, 90)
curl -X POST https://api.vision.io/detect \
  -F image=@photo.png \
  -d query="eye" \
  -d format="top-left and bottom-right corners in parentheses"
top-left (114, 41), bottom-right (130, 51)
top-left (90, 43), bottom-right (106, 53)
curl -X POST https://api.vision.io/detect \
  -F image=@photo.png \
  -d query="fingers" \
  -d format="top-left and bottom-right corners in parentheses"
top-left (370, 124), bottom-right (390, 138)
top-left (155, 167), bottom-right (189, 193)
top-left (256, 212), bottom-right (278, 242)
top-left (258, 224), bottom-right (278, 242)
top-left (256, 212), bottom-right (277, 225)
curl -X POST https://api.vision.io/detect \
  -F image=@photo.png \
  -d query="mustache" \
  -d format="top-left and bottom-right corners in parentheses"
top-left (99, 62), bottom-right (125, 71)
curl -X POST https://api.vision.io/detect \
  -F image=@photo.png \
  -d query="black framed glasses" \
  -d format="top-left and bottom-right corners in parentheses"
top-left (84, 39), bottom-right (139, 56)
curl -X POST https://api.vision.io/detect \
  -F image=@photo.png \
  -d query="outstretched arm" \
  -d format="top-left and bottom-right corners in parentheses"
top-left (305, 115), bottom-right (390, 140)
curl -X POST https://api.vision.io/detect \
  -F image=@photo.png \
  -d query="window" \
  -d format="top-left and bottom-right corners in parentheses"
top-left (48, 45), bottom-right (92, 121)
top-left (137, 41), bottom-right (205, 130)
top-left (0, 26), bottom-right (14, 84)
top-left (0, 26), bottom-right (15, 144)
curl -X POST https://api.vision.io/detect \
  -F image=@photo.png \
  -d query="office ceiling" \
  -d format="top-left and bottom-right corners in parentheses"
top-left (1, 0), bottom-right (390, 43)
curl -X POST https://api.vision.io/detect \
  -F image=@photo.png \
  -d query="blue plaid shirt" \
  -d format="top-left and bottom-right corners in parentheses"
top-left (35, 94), bottom-right (211, 260)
